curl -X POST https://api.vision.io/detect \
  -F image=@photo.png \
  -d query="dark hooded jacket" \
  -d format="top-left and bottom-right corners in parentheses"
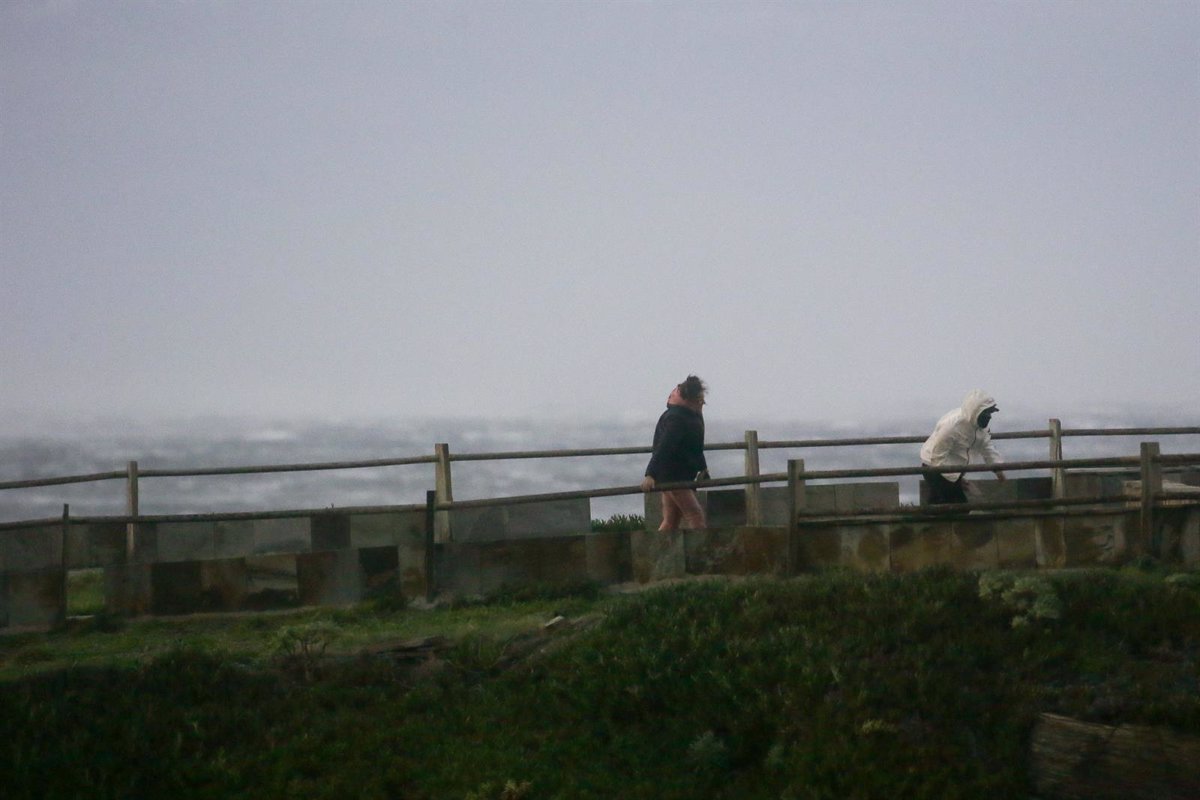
top-left (644, 404), bottom-right (707, 483)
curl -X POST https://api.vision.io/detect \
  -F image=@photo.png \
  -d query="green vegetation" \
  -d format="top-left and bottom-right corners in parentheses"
top-left (591, 512), bottom-right (646, 532)
top-left (66, 568), bottom-right (106, 617)
top-left (2, 567), bottom-right (1198, 799)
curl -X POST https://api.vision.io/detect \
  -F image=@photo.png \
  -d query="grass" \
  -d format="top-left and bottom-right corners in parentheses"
top-left (1, 567), bottom-right (1198, 799)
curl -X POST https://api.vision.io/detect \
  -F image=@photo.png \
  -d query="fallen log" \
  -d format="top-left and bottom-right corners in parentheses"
top-left (1030, 712), bottom-right (1200, 800)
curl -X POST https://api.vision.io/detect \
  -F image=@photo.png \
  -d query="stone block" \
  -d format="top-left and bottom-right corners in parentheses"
top-left (358, 546), bottom-right (401, 594)
top-left (684, 527), bottom-right (789, 576)
top-left (452, 506), bottom-right (507, 541)
top-left (350, 511), bottom-right (424, 549)
top-left (0, 574), bottom-right (6, 628)
top-left (805, 485), bottom-right (839, 514)
top-left (476, 540), bottom-right (541, 595)
top-left (1, 525), bottom-right (62, 572)
top-left (393, 517), bottom-right (429, 600)
top-left (252, 517), bottom-right (310, 555)
top-left (66, 522), bottom-right (126, 569)
top-left (128, 523), bottom-right (158, 563)
top-left (155, 521), bottom-right (216, 563)
top-left (199, 558), bottom-right (248, 611)
top-left (842, 526), bottom-right (891, 572)
top-left (297, 550), bottom-right (363, 606)
top-left (995, 519), bottom-right (1038, 568)
top-left (835, 482), bottom-right (901, 512)
top-left (703, 490), bottom-right (748, 529)
top-left (506, 499), bottom-right (590, 537)
top-left (1064, 472), bottom-right (1134, 499)
top-left (214, 521), bottom-right (255, 558)
top-left (1061, 514), bottom-right (1125, 566)
top-left (434, 543), bottom-right (481, 597)
top-left (1179, 509), bottom-right (1200, 567)
top-left (5, 569), bottom-right (65, 630)
top-left (759, 487), bottom-right (792, 526)
top-left (104, 563), bottom-right (153, 615)
top-left (630, 529), bottom-right (685, 583)
top-left (585, 531), bottom-right (632, 584)
top-left (949, 519), bottom-right (1000, 571)
top-left (151, 561), bottom-right (203, 615)
top-left (310, 513), bottom-right (351, 551)
top-left (1036, 517), bottom-right (1067, 568)
top-left (539, 536), bottom-right (590, 585)
top-left (890, 521), bottom-right (955, 573)
top-left (792, 525), bottom-right (843, 571)
top-left (244, 554), bottom-right (299, 609)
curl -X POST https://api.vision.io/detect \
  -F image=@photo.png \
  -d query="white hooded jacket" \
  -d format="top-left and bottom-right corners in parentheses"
top-left (919, 389), bottom-right (1002, 482)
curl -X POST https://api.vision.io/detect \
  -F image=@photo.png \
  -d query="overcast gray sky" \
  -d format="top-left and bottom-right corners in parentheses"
top-left (3, 0), bottom-right (1197, 429)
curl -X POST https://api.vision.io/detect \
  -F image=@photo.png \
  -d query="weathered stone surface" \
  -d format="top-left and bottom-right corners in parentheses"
top-left (214, 520), bottom-right (255, 559)
top-left (949, 519), bottom-right (1000, 571)
top-left (844, 526), bottom-right (890, 572)
top-left (358, 545), bottom-right (400, 594)
top-left (1036, 518), bottom-right (1067, 569)
top-left (310, 513), bottom-right (351, 551)
top-left (65, 522), bottom-right (125, 569)
top-left (199, 558), bottom-right (248, 610)
top-left (538, 536), bottom-right (589, 585)
top-left (349, 511), bottom-right (425, 549)
top-left (1064, 471), bottom-right (1135, 499)
top-left (792, 525), bottom-right (842, 571)
top-left (890, 521), bottom-right (954, 573)
top-left (252, 518), bottom-right (310, 555)
top-left (452, 499), bottom-right (591, 542)
top-left (128, 523), bottom-right (158, 563)
top-left (703, 491), bottom-right (748, 529)
top-left (5, 569), bottom-right (65, 630)
top-left (996, 519), bottom-right (1039, 568)
top-left (297, 550), bottom-right (363, 606)
top-left (151, 561), bottom-right (203, 615)
top-left (433, 543), bottom-right (481, 597)
top-left (475, 540), bottom-right (541, 595)
top-left (630, 529), bottom-right (685, 583)
top-left (1178, 508), bottom-right (1200, 567)
top-left (586, 531), bottom-right (632, 584)
top-left (104, 563), bottom-right (153, 615)
top-left (244, 554), bottom-right (299, 608)
top-left (156, 521), bottom-right (216, 563)
top-left (1, 525), bottom-right (62, 572)
top-left (685, 527), bottom-right (789, 576)
top-left (506, 500), bottom-right (590, 538)
top-left (1062, 514), bottom-right (1126, 566)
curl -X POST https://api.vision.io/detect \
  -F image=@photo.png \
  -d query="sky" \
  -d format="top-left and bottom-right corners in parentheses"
top-left (2, 0), bottom-right (1198, 431)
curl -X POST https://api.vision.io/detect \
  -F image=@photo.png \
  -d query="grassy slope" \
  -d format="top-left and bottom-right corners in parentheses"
top-left (1, 568), bottom-right (1198, 800)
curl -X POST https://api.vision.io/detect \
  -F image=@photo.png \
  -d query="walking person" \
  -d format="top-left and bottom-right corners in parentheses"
top-left (920, 389), bottom-right (1007, 505)
top-left (641, 375), bottom-right (709, 530)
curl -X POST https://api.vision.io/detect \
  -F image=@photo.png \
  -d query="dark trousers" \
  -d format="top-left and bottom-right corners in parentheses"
top-left (923, 466), bottom-right (968, 505)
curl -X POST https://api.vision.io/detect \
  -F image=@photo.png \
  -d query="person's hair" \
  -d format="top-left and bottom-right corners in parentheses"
top-left (678, 375), bottom-right (707, 401)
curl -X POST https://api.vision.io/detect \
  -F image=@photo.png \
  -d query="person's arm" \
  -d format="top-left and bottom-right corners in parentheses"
top-left (978, 430), bottom-right (1006, 480)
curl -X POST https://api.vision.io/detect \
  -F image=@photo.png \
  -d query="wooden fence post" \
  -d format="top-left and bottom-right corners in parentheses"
top-left (1139, 442), bottom-right (1162, 556)
top-left (1049, 418), bottom-right (1065, 499)
top-left (744, 430), bottom-right (762, 526)
top-left (434, 444), bottom-right (453, 543)
top-left (125, 460), bottom-right (139, 562)
top-left (59, 504), bottom-right (70, 625)
top-left (424, 490), bottom-right (437, 602)
top-left (787, 459), bottom-right (806, 575)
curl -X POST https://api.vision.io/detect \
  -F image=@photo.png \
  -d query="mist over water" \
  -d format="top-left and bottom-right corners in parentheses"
top-left (1, 411), bottom-right (1196, 524)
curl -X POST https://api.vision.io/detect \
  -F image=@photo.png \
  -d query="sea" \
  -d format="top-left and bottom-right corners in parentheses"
top-left (2, 409), bottom-right (1196, 525)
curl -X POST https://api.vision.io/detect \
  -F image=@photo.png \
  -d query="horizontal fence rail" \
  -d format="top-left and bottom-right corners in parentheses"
top-left (0, 425), bottom-right (1196, 529)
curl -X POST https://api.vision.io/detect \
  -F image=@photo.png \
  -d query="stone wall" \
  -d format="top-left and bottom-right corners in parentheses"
top-left (4, 492), bottom-right (1199, 634)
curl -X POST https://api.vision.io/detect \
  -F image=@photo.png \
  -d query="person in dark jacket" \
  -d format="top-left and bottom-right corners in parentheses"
top-left (640, 375), bottom-right (709, 530)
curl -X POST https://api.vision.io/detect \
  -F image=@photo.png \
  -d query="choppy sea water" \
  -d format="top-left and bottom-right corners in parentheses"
top-left (1, 412), bottom-right (1196, 524)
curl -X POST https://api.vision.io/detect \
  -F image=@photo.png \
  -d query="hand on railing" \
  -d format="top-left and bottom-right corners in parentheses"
top-left (640, 476), bottom-right (656, 492)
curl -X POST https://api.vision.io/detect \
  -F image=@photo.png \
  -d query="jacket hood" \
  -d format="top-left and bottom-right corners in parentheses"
top-left (960, 389), bottom-right (997, 426)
